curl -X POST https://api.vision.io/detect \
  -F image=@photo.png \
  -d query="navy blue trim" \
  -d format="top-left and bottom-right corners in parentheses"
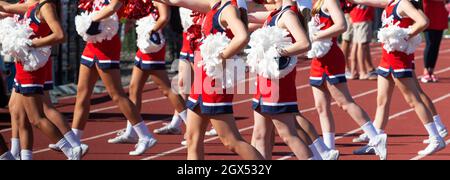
top-left (43, 83), bottom-right (53, 91)
top-left (309, 74), bottom-right (347, 87)
top-left (134, 60), bottom-right (166, 70)
top-left (212, 1), bottom-right (232, 33)
top-left (392, 2), bottom-right (401, 21)
top-left (180, 53), bottom-right (195, 63)
top-left (81, 56), bottom-right (120, 70)
top-left (13, 83), bottom-right (44, 95)
top-left (187, 95), bottom-right (233, 115)
top-left (30, 5), bottom-right (40, 25)
top-left (327, 76), bottom-right (347, 85)
top-left (376, 67), bottom-right (413, 78)
top-left (252, 100), bottom-right (299, 115)
top-left (319, 8), bottom-right (330, 18)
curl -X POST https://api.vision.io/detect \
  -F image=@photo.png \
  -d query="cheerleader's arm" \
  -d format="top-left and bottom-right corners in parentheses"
top-left (152, 0), bottom-right (211, 13)
top-left (31, 2), bottom-right (65, 48)
top-left (219, 5), bottom-right (250, 60)
top-left (312, 0), bottom-right (347, 41)
top-left (0, 1), bottom-right (33, 15)
top-left (398, 0), bottom-right (429, 37)
top-left (278, 11), bottom-right (311, 57)
top-left (91, 0), bottom-right (124, 22)
top-left (152, 2), bottom-right (171, 32)
top-left (347, 0), bottom-right (390, 8)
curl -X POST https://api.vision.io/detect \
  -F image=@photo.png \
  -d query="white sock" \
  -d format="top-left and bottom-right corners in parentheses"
top-left (56, 138), bottom-right (72, 158)
top-left (312, 137), bottom-right (330, 157)
top-left (72, 129), bottom-right (84, 139)
top-left (10, 138), bottom-right (20, 157)
top-left (133, 122), bottom-right (153, 140)
top-left (169, 115), bottom-right (182, 129)
top-left (309, 144), bottom-right (322, 160)
top-left (433, 115), bottom-right (446, 132)
top-left (376, 128), bottom-right (385, 134)
top-left (179, 110), bottom-right (188, 124)
top-left (123, 121), bottom-right (137, 137)
top-left (0, 151), bottom-right (15, 160)
top-left (64, 131), bottom-right (81, 147)
top-left (424, 122), bottom-right (440, 138)
top-left (20, 150), bottom-right (32, 160)
top-left (322, 132), bottom-right (335, 149)
top-left (361, 122), bottom-right (378, 140)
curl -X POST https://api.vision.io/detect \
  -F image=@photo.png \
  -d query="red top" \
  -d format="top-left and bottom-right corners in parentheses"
top-left (264, 6), bottom-right (297, 43)
top-left (313, 5), bottom-right (338, 42)
top-left (350, 5), bottom-right (374, 23)
top-left (199, 1), bottom-right (234, 51)
top-left (25, 3), bottom-right (51, 39)
top-left (423, 0), bottom-right (449, 30)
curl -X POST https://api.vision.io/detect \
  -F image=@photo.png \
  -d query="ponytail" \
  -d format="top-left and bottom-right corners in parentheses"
top-left (312, 0), bottom-right (325, 15)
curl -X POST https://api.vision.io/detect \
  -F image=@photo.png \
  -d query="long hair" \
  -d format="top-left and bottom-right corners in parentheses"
top-left (312, 0), bottom-right (325, 15)
top-left (38, 0), bottom-right (62, 18)
top-left (410, 0), bottom-right (423, 10)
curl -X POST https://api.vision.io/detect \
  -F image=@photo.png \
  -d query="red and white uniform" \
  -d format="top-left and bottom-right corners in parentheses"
top-left (134, 2), bottom-right (166, 70)
top-left (180, 9), bottom-right (204, 63)
top-left (309, 3), bottom-right (346, 87)
top-left (81, 0), bottom-right (121, 70)
top-left (186, 1), bottom-right (235, 115)
top-left (350, 5), bottom-right (374, 23)
top-left (14, 2), bottom-right (53, 94)
top-left (377, 0), bottom-right (414, 78)
top-left (252, 6), bottom-right (299, 115)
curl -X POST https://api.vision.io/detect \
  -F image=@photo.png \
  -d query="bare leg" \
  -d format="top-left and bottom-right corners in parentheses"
top-left (185, 108), bottom-right (208, 160)
top-left (251, 110), bottom-right (275, 159)
top-left (72, 65), bottom-right (99, 131)
top-left (373, 75), bottom-right (395, 130)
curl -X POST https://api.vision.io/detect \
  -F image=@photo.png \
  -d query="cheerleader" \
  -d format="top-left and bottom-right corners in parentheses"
top-left (0, 0), bottom-right (82, 160)
top-left (72, 0), bottom-right (156, 156)
top-left (308, 0), bottom-right (387, 160)
top-left (349, 0), bottom-right (447, 156)
top-left (250, 0), bottom-right (314, 160)
top-left (154, 0), bottom-right (264, 160)
top-left (0, 134), bottom-right (15, 160)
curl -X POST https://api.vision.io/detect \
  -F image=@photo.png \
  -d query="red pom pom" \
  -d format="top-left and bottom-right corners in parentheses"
top-left (78, 0), bottom-right (94, 12)
top-left (118, 0), bottom-right (154, 20)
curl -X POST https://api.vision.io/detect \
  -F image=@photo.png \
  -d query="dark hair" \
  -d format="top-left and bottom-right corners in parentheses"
top-left (38, 0), bottom-right (62, 18)
top-left (410, 0), bottom-right (423, 10)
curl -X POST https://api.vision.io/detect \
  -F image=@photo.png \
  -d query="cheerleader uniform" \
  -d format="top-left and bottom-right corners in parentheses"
top-left (376, 0), bottom-right (414, 78)
top-left (179, 9), bottom-right (203, 63)
top-left (309, 5), bottom-right (347, 87)
top-left (252, 6), bottom-right (299, 115)
top-left (186, 1), bottom-right (235, 115)
top-left (14, 2), bottom-right (52, 94)
top-left (134, 2), bottom-right (166, 70)
top-left (80, 0), bottom-right (121, 70)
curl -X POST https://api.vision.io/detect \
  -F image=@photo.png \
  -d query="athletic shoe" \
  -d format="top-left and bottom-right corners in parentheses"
top-left (181, 140), bottom-right (187, 146)
top-left (153, 125), bottom-right (182, 135)
top-left (353, 145), bottom-right (376, 155)
top-left (67, 146), bottom-right (82, 160)
top-left (49, 143), bottom-right (90, 157)
top-left (418, 136), bottom-right (446, 156)
top-left (368, 133), bottom-right (387, 160)
top-left (107, 130), bottom-right (139, 144)
top-left (421, 74), bottom-right (433, 83)
top-left (129, 138), bottom-right (158, 156)
top-left (205, 128), bottom-right (218, 136)
top-left (352, 133), bottom-right (370, 143)
top-left (322, 149), bottom-right (340, 160)
top-left (431, 74), bottom-right (439, 83)
top-left (423, 128), bottom-right (448, 144)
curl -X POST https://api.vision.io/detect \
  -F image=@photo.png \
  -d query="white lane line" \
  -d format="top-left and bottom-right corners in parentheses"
top-left (278, 93), bottom-right (450, 160)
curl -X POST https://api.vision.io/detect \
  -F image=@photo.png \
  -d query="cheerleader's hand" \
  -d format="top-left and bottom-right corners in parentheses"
top-left (86, 21), bottom-right (101, 35)
top-left (149, 31), bottom-right (162, 45)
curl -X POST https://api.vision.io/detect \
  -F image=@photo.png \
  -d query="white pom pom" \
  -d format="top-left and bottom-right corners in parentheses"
top-left (0, 18), bottom-right (51, 71)
top-left (199, 32), bottom-right (244, 88)
top-left (306, 21), bottom-right (332, 58)
top-left (246, 26), bottom-right (296, 79)
top-left (135, 15), bottom-right (166, 54)
top-left (179, 8), bottom-right (194, 32)
top-left (377, 26), bottom-right (421, 55)
top-left (75, 12), bottom-right (119, 43)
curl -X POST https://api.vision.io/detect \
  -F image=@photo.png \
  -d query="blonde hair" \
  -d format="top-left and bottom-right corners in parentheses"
top-left (312, 0), bottom-right (325, 15)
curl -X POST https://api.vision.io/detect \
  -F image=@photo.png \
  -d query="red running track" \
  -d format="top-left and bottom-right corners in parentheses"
top-left (1, 40), bottom-right (450, 160)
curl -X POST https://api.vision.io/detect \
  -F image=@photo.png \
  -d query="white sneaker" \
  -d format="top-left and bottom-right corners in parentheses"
top-left (181, 140), bottom-right (187, 146)
top-left (205, 128), bottom-right (218, 136)
top-left (353, 145), bottom-right (376, 155)
top-left (423, 128), bottom-right (448, 144)
top-left (48, 143), bottom-right (89, 156)
top-left (67, 146), bottom-right (82, 160)
top-left (368, 134), bottom-right (387, 160)
top-left (129, 138), bottom-right (158, 156)
top-left (352, 133), bottom-right (369, 143)
top-left (418, 136), bottom-right (446, 156)
top-left (153, 125), bottom-right (182, 135)
top-left (322, 149), bottom-right (340, 160)
top-left (107, 130), bottom-right (139, 144)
